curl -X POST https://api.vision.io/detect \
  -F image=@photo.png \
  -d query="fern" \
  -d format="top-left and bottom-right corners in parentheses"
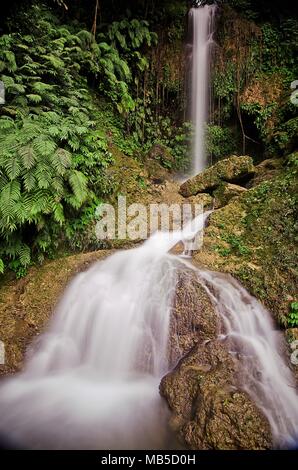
top-left (0, 258), bottom-right (4, 274)
top-left (68, 170), bottom-right (88, 207)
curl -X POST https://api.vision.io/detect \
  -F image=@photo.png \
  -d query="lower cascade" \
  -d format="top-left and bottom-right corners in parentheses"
top-left (0, 213), bottom-right (297, 449)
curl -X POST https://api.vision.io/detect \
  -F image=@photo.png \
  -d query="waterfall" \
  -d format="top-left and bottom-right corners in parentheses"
top-left (0, 248), bottom-right (177, 449)
top-left (197, 270), bottom-right (298, 449)
top-left (0, 214), bottom-right (207, 450)
top-left (189, 4), bottom-right (216, 175)
top-left (0, 210), bottom-right (297, 449)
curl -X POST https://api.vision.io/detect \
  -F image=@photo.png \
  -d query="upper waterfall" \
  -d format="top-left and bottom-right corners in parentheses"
top-left (189, 4), bottom-right (216, 175)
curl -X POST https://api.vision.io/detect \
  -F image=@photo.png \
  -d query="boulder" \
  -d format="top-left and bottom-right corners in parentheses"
top-left (161, 268), bottom-right (272, 450)
top-left (186, 193), bottom-right (214, 210)
top-left (213, 182), bottom-right (247, 208)
top-left (148, 143), bottom-right (174, 169)
top-left (248, 158), bottom-right (284, 188)
top-left (161, 341), bottom-right (271, 450)
top-left (179, 156), bottom-right (255, 197)
top-left (0, 251), bottom-right (110, 375)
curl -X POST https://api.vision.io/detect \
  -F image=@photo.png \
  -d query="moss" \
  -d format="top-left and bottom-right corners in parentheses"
top-left (0, 250), bottom-right (110, 375)
top-left (180, 156), bottom-right (255, 197)
top-left (195, 162), bottom-right (298, 323)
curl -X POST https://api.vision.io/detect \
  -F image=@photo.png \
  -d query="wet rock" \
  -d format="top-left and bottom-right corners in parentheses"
top-left (186, 193), bottom-right (214, 210)
top-left (0, 251), bottom-right (110, 375)
top-left (179, 156), bottom-right (255, 197)
top-left (161, 342), bottom-right (271, 450)
top-left (148, 143), bottom-right (174, 168)
top-left (248, 158), bottom-right (284, 188)
top-left (161, 268), bottom-right (272, 450)
top-left (213, 182), bottom-right (247, 208)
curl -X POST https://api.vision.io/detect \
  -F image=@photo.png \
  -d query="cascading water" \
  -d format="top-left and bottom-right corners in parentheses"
top-left (0, 209), bottom-right (297, 449)
top-left (189, 4), bottom-right (216, 175)
top-left (197, 270), bottom-right (298, 449)
top-left (0, 214), bottom-right (208, 450)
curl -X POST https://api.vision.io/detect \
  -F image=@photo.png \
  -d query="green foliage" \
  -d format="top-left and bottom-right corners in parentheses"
top-left (0, 3), bottom-right (161, 273)
top-left (220, 233), bottom-right (251, 256)
top-left (213, 5), bottom-right (298, 157)
top-left (143, 119), bottom-right (192, 171)
top-left (288, 302), bottom-right (298, 328)
top-left (206, 125), bottom-right (238, 162)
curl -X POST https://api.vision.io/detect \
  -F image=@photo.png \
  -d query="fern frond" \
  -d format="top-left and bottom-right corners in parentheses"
top-left (68, 170), bottom-right (88, 207)
top-left (18, 145), bottom-right (37, 169)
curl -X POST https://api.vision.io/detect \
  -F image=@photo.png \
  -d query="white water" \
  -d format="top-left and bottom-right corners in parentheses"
top-left (189, 5), bottom-right (216, 175)
top-left (0, 214), bottom-right (208, 449)
top-left (197, 270), bottom-right (298, 448)
top-left (0, 210), bottom-right (297, 449)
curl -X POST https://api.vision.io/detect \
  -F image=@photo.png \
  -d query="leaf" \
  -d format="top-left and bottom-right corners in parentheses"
top-left (68, 170), bottom-right (88, 207)
top-left (52, 148), bottom-right (72, 175)
top-left (18, 145), bottom-right (37, 169)
top-left (23, 170), bottom-right (36, 192)
top-left (4, 155), bottom-right (21, 180)
top-left (26, 94), bottom-right (42, 104)
top-left (0, 258), bottom-right (4, 274)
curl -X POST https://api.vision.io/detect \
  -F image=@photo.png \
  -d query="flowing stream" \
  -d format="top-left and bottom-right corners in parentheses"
top-left (189, 4), bottom-right (216, 174)
top-left (0, 211), bottom-right (297, 449)
top-left (0, 3), bottom-right (297, 450)
top-left (197, 270), bottom-right (298, 448)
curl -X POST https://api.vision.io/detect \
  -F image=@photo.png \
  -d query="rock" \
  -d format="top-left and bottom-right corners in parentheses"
top-left (161, 342), bottom-right (271, 450)
top-left (248, 158), bottom-right (284, 188)
top-left (213, 182), bottom-right (247, 208)
top-left (186, 193), bottom-right (213, 210)
top-left (179, 156), bottom-right (255, 197)
top-left (148, 143), bottom-right (173, 164)
top-left (193, 169), bottom-right (297, 323)
top-left (161, 268), bottom-right (272, 450)
top-left (0, 251), bottom-right (110, 375)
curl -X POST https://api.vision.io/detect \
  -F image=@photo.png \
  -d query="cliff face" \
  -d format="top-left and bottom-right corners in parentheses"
top-left (210, 2), bottom-right (298, 162)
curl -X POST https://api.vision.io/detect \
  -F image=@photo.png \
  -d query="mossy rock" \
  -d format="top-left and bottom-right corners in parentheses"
top-left (194, 168), bottom-right (298, 324)
top-left (161, 268), bottom-right (272, 450)
top-left (180, 156), bottom-right (255, 197)
top-left (213, 182), bottom-right (247, 208)
top-left (187, 193), bottom-right (214, 210)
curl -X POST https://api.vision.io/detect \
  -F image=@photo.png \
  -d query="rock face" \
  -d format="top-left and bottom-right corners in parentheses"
top-left (213, 182), bottom-right (247, 209)
top-left (248, 158), bottom-right (283, 188)
top-left (0, 251), bottom-right (110, 375)
top-left (193, 165), bottom-right (297, 324)
top-left (179, 156), bottom-right (255, 197)
top-left (161, 268), bottom-right (272, 450)
top-left (186, 193), bottom-right (214, 210)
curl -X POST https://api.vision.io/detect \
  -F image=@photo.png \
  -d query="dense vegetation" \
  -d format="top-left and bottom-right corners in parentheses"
top-left (0, 0), bottom-right (189, 276)
top-left (0, 0), bottom-right (297, 279)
